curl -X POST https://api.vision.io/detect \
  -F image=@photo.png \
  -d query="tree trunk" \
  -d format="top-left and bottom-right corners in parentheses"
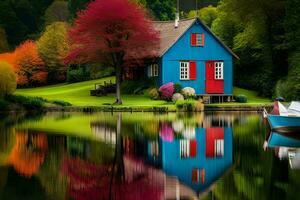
top-left (115, 64), bottom-right (122, 105)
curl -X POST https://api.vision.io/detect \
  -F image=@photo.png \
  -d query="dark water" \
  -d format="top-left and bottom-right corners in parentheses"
top-left (0, 111), bottom-right (299, 200)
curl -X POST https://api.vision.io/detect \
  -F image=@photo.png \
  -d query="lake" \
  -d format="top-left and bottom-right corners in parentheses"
top-left (0, 111), bottom-right (299, 200)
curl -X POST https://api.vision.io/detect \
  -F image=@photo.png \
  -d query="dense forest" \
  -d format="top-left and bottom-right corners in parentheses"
top-left (0, 0), bottom-right (299, 100)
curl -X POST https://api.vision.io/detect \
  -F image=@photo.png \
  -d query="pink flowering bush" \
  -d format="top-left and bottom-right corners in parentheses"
top-left (159, 123), bottom-right (174, 142)
top-left (159, 82), bottom-right (174, 100)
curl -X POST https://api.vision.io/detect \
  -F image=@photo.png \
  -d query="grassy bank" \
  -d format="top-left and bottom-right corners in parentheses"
top-left (15, 77), bottom-right (271, 110)
top-left (16, 76), bottom-right (173, 109)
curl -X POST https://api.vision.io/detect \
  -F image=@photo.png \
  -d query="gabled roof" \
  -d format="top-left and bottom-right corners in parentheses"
top-left (153, 18), bottom-right (239, 59)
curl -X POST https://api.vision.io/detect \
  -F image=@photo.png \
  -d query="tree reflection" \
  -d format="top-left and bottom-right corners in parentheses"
top-left (7, 132), bottom-right (48, 177)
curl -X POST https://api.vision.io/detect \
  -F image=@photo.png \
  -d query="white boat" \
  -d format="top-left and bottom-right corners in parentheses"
top-left (264, 101), bottom-right (300, 130)
top-left (263, 101), bottom-right (300, 119)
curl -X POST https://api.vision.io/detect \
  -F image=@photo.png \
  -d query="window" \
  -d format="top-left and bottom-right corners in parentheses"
top-left (180, 139), bottom-right (197, 158)
top-left (215, 139), bottom-right (224, 157)
top-left (196, 34), bottom-right (203, 46)
top-left (180, 61), bottom-right (197, 80)
top-left (149, 141), bottom-right (159, 157)
top-left (149, 64), bottom-right (159, 77)
top-left (191, 33), bottom-right (205, 46)
top-left (214, 62), bottom-right (224, 80)
top-left (180, 139), bottom-right (190, 158)
top-left (180, 62), bottom-right (189, 80)
top-left (192, 168), bottom-right (205, 184)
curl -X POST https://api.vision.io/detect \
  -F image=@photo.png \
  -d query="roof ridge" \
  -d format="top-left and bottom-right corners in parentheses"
top-left (152, 17), bottom-right (197, 23)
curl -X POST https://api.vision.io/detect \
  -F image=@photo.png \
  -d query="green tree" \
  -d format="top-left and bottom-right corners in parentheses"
top-left (68, 0), bottom-right (91, 20)
top-left (0, 0), bottom-right (54, 46)
top-left (145, 0), bottom-right (176, 20)
top-left (188, 5), bottom-right (217, 27)
top-left (276, 0), bottom-right (300, 100)
top-left (211, 0), bottom-right (286, 97)
top-left (45, 0), bottom-right (69, 25)
top-left (0, 28), bottom-right (9, 53)
top-left (0, 61), bottom-right (16, 98)
top-left (37, 22), bottom-right (69, 83)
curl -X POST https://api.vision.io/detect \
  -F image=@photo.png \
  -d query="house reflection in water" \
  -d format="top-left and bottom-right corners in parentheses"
top-left (157, 127), bottom-right (232, 198)
top-left (147, 114), bottom-right (234, 198)
top-left (90, 113), bottom-right (234, 199)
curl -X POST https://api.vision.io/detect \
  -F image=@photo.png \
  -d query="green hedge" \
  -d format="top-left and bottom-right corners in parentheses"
top-left (235, 95), bottom-right (248, 103)
top-left (5, 95), bottom-right (46, 109)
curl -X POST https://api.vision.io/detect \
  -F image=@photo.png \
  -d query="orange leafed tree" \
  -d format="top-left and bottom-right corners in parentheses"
top-left (0, 52), bottom-right (16, 69)
top-left (15, 40), bottom-right (47, 86)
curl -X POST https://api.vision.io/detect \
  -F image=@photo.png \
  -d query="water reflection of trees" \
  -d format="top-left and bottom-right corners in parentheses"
top-left (211, 114), bottom-right (293, 200)
top-left (7, 132), bottom-right (48, 177)
top-left (1, 112), bottom-right (300, 199)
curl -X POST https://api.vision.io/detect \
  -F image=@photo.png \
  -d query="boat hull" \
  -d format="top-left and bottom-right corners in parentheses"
top-left (267, 115), bottom-right (300, 130)
top-left (268, 132), bottom-right (300, 148)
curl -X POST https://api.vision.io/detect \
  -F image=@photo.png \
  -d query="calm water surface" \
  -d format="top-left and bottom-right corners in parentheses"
top-left (0, 111), bottom-right (299, 200)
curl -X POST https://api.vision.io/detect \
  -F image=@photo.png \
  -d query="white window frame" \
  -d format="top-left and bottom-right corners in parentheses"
top-left (214, 62), bottom-right (224, 80)
top-left (196, 33), bottom-right (203, 46)
top-left (149, 64), bottom-right (158, 77)
top-left (180, 61), bottom-right (190, 80)
top-left (214, 139), bottom-right (224, 157)
top-left (180, 139), bottom-right (190, 158)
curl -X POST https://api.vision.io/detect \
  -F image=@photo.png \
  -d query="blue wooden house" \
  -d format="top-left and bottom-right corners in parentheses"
top-left (141, 18), bottom-right (238, 100)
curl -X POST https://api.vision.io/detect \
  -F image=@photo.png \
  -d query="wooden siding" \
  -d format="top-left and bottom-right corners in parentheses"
top-left (161, 21), bottom-right (233, 95)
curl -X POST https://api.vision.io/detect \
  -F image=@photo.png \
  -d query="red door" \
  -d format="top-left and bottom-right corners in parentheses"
top-left (205, 61), bottom-right (224, 94)
top-left (205, 128), bottom-right (224, 158)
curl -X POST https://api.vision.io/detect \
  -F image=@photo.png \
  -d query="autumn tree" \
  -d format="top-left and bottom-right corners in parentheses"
top-left (0, 52), bottom-right (16, 69)
top-left (37, 22), bottom-right (69, 83)
top-left (15, 40), bottom-right (47, 86)
top-left (0, 61), bottom-right (16, 98)
top-left (45, 0), bottom-right (69, 25)
top-left (66, 0), bottom-right (159, 104)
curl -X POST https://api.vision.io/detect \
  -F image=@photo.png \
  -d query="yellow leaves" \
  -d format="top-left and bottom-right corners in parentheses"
top-left (0, 61), bottom-right (16, 97)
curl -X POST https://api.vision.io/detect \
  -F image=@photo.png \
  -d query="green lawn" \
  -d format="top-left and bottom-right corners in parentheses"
top-left (207, 87), bottom-right (271, 106)
top-left (16, 77), bottom-right (271, 108)
top-left (233, 87), bottom-right (270, 103)
top-left (16, 76), bottom-right (171, 107)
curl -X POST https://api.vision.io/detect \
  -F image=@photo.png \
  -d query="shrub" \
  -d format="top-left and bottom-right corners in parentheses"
top-left (5, 95), bottom-right (46, 109)
top-left (0, 61), bottom-right (16, 98)
top-left (67, 67), bottom-right (90, 83)
top-left (235, 95), bottom-right (248, 103)
top-left (194, 99), bottom-right (204, 111)
top-left (172, 93), bottom-right (184, 103)
top-left (90, 64), bottom-right (115, 79)
top-left (174, 83), bottom-right (183, 94)
top-left (175, 99), bottom-right (195, 111)
top-left (159, 82), bottom-right (174, 100)
top-left (52, 100), bottom-right (72, 107)
top-left (182, 87), bottom-right (196, 98)
top-left (148, 88), bottom-right (160, 100)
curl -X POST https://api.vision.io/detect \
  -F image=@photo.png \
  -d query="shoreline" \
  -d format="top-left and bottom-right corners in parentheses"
top-left (1, 104), bottom-right (271, 113)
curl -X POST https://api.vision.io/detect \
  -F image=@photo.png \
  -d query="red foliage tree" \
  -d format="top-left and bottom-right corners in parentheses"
top-left (66, 0), bottom-right (159, 104)
top-left (15, 40), bottom-right (47, 86)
